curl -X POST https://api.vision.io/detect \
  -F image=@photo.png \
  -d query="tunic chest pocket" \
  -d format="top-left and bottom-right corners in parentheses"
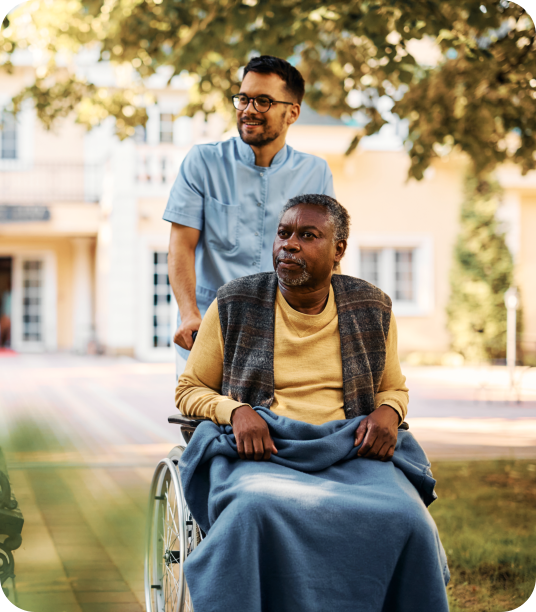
top-left (204, 196), bottom-right (240, 252)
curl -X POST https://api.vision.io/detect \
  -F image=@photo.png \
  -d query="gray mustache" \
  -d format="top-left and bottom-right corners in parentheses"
top-left (275, 252), bottom-right (306, 268)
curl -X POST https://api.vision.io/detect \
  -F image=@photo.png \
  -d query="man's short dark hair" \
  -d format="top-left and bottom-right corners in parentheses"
top-left (280, 194), bottom-right (351, 245)
top-left (243, 56), bottom-right (305, 105)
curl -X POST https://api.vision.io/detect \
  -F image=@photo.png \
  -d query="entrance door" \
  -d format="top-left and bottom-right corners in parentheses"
top-left (135, 241), bottom-right (177, 362)
top-left (9, 252), bottom-right (57, 352)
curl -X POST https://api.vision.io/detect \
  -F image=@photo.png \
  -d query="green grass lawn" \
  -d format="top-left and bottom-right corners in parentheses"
top-left (3, 416), bottom-right (536, 612)
top-left (430, 460), bottom-right (536, 612)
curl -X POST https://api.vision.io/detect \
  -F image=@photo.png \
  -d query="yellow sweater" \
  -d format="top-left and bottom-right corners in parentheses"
top-left (176, 286), bottom-right (409, 425)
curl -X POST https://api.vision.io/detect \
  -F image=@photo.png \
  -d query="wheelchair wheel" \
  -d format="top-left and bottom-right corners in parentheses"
top-left (145, 446), bottom-right (202, 612)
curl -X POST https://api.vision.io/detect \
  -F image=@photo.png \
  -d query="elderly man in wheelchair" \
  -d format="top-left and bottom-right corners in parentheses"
top-left (145, 194), bottom-right (449, 612)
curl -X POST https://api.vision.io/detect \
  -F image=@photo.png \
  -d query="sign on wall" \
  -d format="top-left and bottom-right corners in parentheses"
top-left (0, 206), bottom-right (51, 223)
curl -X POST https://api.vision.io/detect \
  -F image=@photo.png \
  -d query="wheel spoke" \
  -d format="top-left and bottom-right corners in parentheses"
top-left (164, 562), bottom-right (181, 610)
top-left (146, 456), bottom-right (189, 612)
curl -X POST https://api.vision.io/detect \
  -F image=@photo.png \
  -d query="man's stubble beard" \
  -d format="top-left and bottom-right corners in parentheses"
top-left (276, 268), bottom-right (312, 286)
top-left (238, 111), bottom-right (287, 148)
top-left (275, 252), bottom-right (312, 286)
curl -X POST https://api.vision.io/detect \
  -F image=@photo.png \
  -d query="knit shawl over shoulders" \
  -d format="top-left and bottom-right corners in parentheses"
top-left (217, 272), bottom-right (392, 419)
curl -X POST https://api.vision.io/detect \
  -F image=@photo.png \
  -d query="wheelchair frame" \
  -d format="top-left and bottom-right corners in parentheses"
top-left (144, 414), bottom-right (207, 612)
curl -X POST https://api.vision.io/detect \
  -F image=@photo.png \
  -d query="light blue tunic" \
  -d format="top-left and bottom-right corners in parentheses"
top-left (163, 136), bottom-right (335, 359)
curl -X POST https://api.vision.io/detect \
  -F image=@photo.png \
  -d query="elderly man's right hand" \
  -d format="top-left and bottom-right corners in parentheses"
top-left (174, 312), bottom-right (202, 350)
top-left (231, 406), bottom-right (278, 461)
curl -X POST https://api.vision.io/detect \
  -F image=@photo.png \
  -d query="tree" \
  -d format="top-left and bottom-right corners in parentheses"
top-left (446, 174), bottom-right (515, 362)
top-left (0, 0), bottom-right (535, 179)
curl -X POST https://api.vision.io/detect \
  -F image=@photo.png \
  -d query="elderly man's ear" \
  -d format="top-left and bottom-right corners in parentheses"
top-left (334, 240), bottom-right (347, 267)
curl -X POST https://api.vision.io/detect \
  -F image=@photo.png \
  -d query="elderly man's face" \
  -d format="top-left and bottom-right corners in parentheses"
top-left (273, 204), bottom-right (345, 288)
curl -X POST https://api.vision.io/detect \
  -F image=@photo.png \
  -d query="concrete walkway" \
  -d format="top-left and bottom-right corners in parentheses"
top-left (1, 353), bottom-right (535, 610)
top-left (404, 364), bottom-right (536, 460)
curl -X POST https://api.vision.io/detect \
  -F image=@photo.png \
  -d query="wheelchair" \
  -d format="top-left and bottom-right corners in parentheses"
top-left (144, 413), bottom-right (208, 612)
top-left (144, 343), bottom-right (412, 611)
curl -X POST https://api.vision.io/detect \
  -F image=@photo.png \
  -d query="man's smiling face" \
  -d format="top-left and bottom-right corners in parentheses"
top-left (237, 72), bottom-right (297, 148)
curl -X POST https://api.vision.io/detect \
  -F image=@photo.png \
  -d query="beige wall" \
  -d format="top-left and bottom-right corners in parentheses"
top-left (138, 198), bottom-right (171, 235)
top-left (0, 66), bottom-right (36, 98)
top-left (0, 67), bottom-right (86, 164)
top-left (330, 151), bottom-right (466, 355)
top-left (0, 236), bottom-right (85, 350)
top-left (0, 67), bottom-right (87, 208)
top-left (135, 152), bottom-right (468, 355)
top-left (519, 195), bottom-right (536, 358)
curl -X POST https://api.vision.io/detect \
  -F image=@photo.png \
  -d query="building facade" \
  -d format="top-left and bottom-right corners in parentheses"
top-left (1, 60), bottom-right (535, 363)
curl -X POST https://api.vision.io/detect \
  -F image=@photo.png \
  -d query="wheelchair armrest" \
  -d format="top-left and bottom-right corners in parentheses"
top-left (168, 414), bottom-right (211, 432)
top-left (168, 414), bottom-right (409, 433)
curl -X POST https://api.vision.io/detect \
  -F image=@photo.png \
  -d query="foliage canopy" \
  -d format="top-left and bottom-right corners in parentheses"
top-left (1, 0), bottom-right (535, 179)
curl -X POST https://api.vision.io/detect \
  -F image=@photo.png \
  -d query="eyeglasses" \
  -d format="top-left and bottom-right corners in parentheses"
top-left (231, 94), bottom-right (294, 113)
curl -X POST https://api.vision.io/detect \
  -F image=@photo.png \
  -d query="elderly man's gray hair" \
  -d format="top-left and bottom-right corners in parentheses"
top-left (279, 194), bottom-right (351, 244)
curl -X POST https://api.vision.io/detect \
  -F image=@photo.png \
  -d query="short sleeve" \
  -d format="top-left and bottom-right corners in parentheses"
top-left (162, 145), bottom-right (205, 230)
top-left (323, 162), bottom-right (336, 198)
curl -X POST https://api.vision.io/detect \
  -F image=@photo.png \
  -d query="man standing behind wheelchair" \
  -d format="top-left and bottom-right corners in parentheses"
top-left (175, 196), bottom-right (450, 612)
top-left (163, 55), bottom-right (335, 367)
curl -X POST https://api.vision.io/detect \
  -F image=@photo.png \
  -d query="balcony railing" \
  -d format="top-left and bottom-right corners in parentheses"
top-left (135, 145), bottom-right (186, 192)
top-left (0, 164), bottom-right (104, 204)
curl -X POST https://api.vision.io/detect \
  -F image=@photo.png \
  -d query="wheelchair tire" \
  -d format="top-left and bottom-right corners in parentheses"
top-left (145, 446), bottom-right (202, 612)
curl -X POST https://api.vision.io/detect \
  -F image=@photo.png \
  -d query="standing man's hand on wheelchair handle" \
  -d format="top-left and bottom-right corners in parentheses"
top-left (231, 405), bottom-right (278, 461)
top-left (174, 311), bottom-right (202, 350)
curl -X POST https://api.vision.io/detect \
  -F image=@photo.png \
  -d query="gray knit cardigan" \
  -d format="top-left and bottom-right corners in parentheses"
top-left (217, 272), bottom-right (392, 419)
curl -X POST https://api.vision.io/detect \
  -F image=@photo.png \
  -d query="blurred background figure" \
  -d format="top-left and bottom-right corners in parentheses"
top-left (0, 257), bottom-right (12, 348)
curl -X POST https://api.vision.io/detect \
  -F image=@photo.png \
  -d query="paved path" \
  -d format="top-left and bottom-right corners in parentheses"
top-left (1, 354), bottom-right (535, 610)
top-left (0, 354), bottom-right (179, 612)
top-left (404, 365), bottom-right (536, 460)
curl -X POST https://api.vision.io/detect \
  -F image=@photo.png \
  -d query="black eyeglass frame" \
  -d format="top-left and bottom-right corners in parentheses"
top-left (231, 94), bottom-right (295, 113)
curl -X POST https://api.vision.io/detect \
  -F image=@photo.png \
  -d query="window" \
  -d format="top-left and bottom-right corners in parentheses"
top-left (159, 113), bottom-right (174, 143)
top-left (395, 249), bottom-right (414, 302)
top-left (152, 252), bottom-right (171, 348)
top-left (360, 249), bottom-right (381, 286)
top-left (359, 248), bottom-right (416, 304)
top-left (1, 111), bottom-right (17, 159)
top-left (353, 236), bottom-right (434, 316)
top-left (22, 260), bottom-right (42, 342)
top-left (134, 124), bottom-right (147, 143)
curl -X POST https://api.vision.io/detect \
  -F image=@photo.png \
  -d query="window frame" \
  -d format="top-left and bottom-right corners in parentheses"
top-left (0, 110), bottom-right (18, 160)
top-left (135, 236), bottom-right (178, 362)
top-left (347, 234), bottom-right (434, 317)
top-left (159, 112), bottom-right (175, 144)
top-left (0, 99), bottom-right (34, 171)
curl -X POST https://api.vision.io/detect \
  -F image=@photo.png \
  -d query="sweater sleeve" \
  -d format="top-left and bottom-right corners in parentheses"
top-left (175, 299), bottom-right (251, 425)
top-left (374, 312), bottom-right (409, 422)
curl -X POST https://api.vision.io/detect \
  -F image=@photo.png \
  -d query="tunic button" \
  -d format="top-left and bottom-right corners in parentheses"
top-left (260, 172), bottom-right (264, 177)
top-left (255, 232), bottom-right (259, 236)
top-left (257, 203), bottom-right (261, 207)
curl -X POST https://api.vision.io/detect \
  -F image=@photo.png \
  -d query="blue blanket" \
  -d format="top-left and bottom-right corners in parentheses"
top-left (180, 409), bottom-right (450, 612)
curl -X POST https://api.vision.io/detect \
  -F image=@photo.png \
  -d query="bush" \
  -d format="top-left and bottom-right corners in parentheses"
top-left (446, 174), bottom-right (516, 363)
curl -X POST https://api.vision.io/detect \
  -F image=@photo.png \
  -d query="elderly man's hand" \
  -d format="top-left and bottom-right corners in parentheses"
top-left (354, 405), bottom-right (400, 461)
top-left (231, 406), bottom-right (278, 461)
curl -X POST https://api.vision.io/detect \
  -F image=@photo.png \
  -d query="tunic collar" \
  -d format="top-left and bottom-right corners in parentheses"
top-left (237, 136), bottom-right (289, 169)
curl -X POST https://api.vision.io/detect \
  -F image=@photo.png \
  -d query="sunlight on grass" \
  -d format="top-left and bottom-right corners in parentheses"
top-left (430, 460), bottom-right (536, 612)
top-left (3, 419), bottom-right (71, 454)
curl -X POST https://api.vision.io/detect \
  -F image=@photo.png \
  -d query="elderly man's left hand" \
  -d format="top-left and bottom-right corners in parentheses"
top-left (354, 405), bottom-right (400, 461)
